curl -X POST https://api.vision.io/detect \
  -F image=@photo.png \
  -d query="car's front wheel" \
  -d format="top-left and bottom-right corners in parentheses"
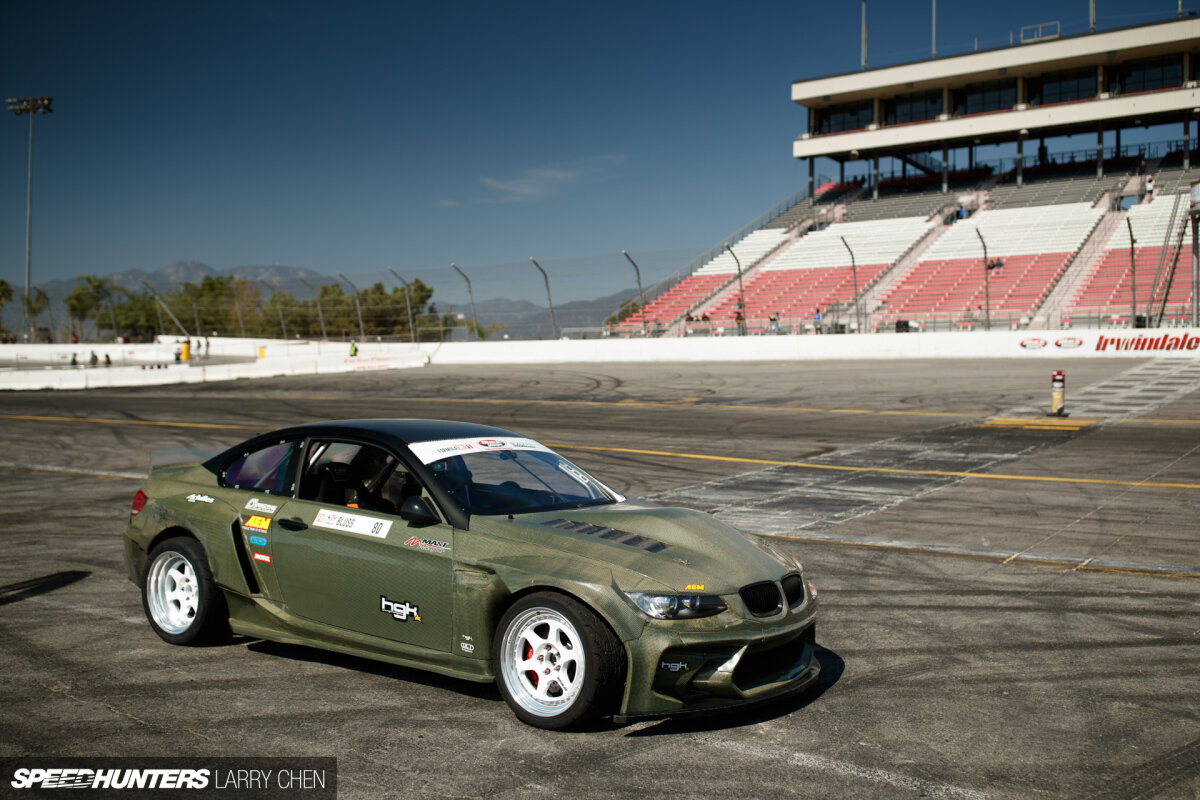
top-left (142, 537), bottom-right (229, 645)
top-left (494, 592), bottom-right (624, 729)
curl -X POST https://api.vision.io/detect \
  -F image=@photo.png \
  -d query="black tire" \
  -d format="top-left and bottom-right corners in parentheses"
top-left (493, 592), bottom-right (625, 730)
top-left (141, 536), bottom-right (229, 645)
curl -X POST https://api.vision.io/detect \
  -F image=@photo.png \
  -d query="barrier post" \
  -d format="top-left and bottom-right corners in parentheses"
top-left (1049, 370), bottom-right (1068, 417)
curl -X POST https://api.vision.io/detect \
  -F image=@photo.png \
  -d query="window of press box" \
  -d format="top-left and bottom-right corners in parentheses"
top-left (816, 100), bottom-right (874, 134)
top-left (952, 80), bottom-right (1017, 117)
top-left (1027, 68), bottom-right (1097, 106)
top-left (1114, 56), bottom-right (1184, 95)
top-left (883, 91), bottom-right (942, 125)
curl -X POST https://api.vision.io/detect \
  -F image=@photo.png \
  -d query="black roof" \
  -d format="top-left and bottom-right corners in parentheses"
top-left (277, 419), bottom-right (520, 447)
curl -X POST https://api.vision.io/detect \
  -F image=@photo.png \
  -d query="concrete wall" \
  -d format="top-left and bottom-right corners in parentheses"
top-left (1, 329), bottom-right (1196, 391)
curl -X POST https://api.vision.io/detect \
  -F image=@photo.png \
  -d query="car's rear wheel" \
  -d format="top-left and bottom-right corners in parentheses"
top-left (494, 592), bottom-right (624, 729)
top-left (142, 537), bottom-right (229, 645)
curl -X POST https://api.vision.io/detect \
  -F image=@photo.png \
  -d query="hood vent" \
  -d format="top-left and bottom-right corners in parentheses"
top-left (546, 519), bottom-right (669, 553)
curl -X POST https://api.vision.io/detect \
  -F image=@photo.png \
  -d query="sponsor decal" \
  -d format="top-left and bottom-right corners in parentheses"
top-left (1020, 337), bottom-right (1047, 350)
top-left (249, 535), bottom-right (268, 547)
top-left (380, 595), bottom-right (420, 622)
top-left (313, 509), bottom-right (391, 539)
top-left (684, 584), bottom-right (705, 591)
top-left (252, 552), bottom-right (272, 564)
top-left (185, 493), bottom-right (214, 504)
top-left (460, 642), bottom-right (475, 653)
top-left (408, 436), bottom-right (553, 465)
top-left (6, 758), bottom-right (334, 796)
top-left (245, 498), bottom-right (279, 514)
top-left (10, 768), bottom-right (211, 790)
top-left (404, 536), bottom-right (449, 553)
top-left (1055, 336), bottom-right (1084, 349)
top-left (244, 515), bottom-right (272, 531)
top-left (660, 660), bottom-right (689, 673)
top-left (557, 463), bottom-right (590, 484)
top-left (1095, 333), bottom-right (1200, 352)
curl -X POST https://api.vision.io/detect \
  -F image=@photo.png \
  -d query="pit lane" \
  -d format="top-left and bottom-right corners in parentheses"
top-left (1, 358), bottom-right (1198, 799)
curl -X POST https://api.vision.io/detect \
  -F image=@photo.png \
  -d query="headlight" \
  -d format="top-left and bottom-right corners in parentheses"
top-left (624, 591), bottom-right (727, 620)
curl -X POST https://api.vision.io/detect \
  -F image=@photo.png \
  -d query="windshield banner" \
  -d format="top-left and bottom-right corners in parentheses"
top-left (408, 436), bottom-right (554, 465)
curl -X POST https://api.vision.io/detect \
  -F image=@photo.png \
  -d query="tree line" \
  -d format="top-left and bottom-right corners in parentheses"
top-left (0, 275), bottom-right (477, 342)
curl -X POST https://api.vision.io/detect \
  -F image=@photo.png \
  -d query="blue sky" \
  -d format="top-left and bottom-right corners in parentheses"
top-left (1, 0), bottom-right (1195, 305)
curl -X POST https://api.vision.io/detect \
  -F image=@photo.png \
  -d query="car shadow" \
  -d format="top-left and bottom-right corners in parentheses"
top-left (0, 570), bottom-right (91, 607)
top-left (244, 639), bottom-right (502, 701)
top-left (621, 644), bottom-right (844, 736)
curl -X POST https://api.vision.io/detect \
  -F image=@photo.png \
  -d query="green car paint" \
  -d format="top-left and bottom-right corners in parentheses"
top-left (123, 419), bottom-right (819, 724)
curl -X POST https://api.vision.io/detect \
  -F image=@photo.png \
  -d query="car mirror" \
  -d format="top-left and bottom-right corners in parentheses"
top-left (399, 496), bottom-right (441, 526)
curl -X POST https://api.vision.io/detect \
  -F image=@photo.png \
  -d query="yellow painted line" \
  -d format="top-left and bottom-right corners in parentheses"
top-left (547, 442), bottom-right (1200, 490)
top-left (758, 532), bottom-right (1200, 582)
top-left (6, 412), bottom-right (1198, 491)
top-left (0, 413), bottom-right (262, 431)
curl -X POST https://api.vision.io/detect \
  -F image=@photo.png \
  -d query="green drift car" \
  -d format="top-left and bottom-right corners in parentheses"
top-left (123, 419), bottom-right (819, 729)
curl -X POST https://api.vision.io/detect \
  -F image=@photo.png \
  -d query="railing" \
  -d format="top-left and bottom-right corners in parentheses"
top-left (608, 188), bottom-right (810, 325)
top-left (1146, 193), bottom-right (1186, 322)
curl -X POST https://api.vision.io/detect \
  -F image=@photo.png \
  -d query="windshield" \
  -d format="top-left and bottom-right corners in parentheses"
top-left (409, 436), bottom-right (619, 515)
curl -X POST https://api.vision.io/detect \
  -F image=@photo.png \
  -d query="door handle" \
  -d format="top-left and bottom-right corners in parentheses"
top-left (276, 517), bottom-right (308, 531)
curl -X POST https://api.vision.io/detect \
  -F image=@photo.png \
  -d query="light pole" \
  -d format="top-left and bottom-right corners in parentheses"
top-left (259, 280), bottom-right (287, 339)
top-left (386, 268), bottom-right (417, 343)
top-left (621, 250), bottom-right (649, 337)
top-left (450, 264), bottom-right (480, 341)
top-left (299, 278), bottom-right (327, 340)
top-left (337, 274), bottom-right (367, 339)
top-left (841, 236), bottom-right (863, 332)
top-left (1126, 218), bottom-right (1138, 327)
top-left (529, 257), bottom-right (559, 339)
top-left (727, 243), bottom-right (746, 336)
top-left (1191, 180), bottom-right (1200, 328)
top-left (140, 280), bottom-right (189, 338)
top-left (975, 228), bottom-right (1001, 331)
top-left (7, 96), bottom-right (52, 342)
top-left (229, 279), bottom-right (247, 338)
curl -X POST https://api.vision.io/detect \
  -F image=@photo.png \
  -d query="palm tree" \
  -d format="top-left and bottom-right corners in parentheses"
top-left (0, 279), bottom-right (12, 334)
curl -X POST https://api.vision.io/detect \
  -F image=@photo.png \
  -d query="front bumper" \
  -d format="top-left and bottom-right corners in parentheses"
top-left (616, 595), bottom-right (820, 720)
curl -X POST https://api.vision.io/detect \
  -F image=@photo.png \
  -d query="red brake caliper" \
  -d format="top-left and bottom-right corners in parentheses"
top-left (524, 641), bottom-right (538, 686)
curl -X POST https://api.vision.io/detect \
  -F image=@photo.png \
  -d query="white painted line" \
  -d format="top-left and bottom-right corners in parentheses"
top-left (0, 460), bottom-right (147, 480)
top-left (692, 735), bottom-right (988, 800)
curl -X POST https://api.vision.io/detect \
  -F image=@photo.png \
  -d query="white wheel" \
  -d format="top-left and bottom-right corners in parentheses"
top-left (493, 592), bottom-right (624, 729)
top-left (141, 537), bottom-right (228, 645)
top-left (499, 607), bottom-right (586, 717)
top-left (146, 551), bottom-right (200, 634)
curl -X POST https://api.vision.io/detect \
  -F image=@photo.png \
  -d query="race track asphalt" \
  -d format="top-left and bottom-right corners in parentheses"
top-left (1, 357), bottom-right (1198, 799)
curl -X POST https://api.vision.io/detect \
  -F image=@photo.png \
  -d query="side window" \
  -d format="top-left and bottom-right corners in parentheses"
top-left (298, 441), bottom-right (418, 515)
top-left (223, 441), bottom-right (298, 495)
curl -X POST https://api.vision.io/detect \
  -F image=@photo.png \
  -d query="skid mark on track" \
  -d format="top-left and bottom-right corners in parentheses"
top-left (689, 734), bottom-right (988, 800)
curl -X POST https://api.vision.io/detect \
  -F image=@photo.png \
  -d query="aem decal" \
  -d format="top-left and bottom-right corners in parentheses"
top-left (244, 515), bottom-right (272, 531)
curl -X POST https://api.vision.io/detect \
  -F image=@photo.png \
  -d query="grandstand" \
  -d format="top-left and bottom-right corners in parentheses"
top-left (1065, 186), bottom-right (1197, 326)
top-left (607, 16), bottom-right (1199, 336)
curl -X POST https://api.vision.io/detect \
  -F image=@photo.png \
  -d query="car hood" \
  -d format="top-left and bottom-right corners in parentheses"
top-left (478, 499), bottom-right (795, 595)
